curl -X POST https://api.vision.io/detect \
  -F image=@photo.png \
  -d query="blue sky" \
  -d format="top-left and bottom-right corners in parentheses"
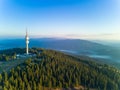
top-left (0, 0), bottom-right (120, 40)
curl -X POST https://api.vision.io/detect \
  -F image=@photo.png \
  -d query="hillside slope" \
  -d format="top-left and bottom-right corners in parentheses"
top-left (0, 48), bottom-right (120, 90)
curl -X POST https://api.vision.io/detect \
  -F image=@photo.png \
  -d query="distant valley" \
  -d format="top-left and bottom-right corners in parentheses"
top-left (0, 38), bottom-right (120, 68)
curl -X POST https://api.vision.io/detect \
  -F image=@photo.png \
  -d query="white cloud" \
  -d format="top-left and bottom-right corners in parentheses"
top-left (65, 33), bottom-right (120, 40)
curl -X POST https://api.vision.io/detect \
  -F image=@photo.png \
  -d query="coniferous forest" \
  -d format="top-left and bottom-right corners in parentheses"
top-left (0, 48), bottom-right (120, 90)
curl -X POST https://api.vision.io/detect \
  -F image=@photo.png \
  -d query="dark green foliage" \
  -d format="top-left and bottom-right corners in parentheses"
top-left (0, 48), bottom-right (25, 61)
top-left (0, 48), bottom-right (120, 90)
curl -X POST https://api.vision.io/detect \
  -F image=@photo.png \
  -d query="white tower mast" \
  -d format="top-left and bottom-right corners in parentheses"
top-left (25, 29), bottom-right (29, 54)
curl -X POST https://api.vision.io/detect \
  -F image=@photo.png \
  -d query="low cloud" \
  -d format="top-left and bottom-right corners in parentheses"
top-left (65, 33), bottom-right (120, 40)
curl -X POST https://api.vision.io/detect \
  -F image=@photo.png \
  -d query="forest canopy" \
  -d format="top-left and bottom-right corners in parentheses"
top-left (0, 48), bottom-right (120, 90)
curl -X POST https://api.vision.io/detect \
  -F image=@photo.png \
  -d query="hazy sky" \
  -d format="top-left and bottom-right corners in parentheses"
top-left (0, 0), bottom-right (120, 40)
